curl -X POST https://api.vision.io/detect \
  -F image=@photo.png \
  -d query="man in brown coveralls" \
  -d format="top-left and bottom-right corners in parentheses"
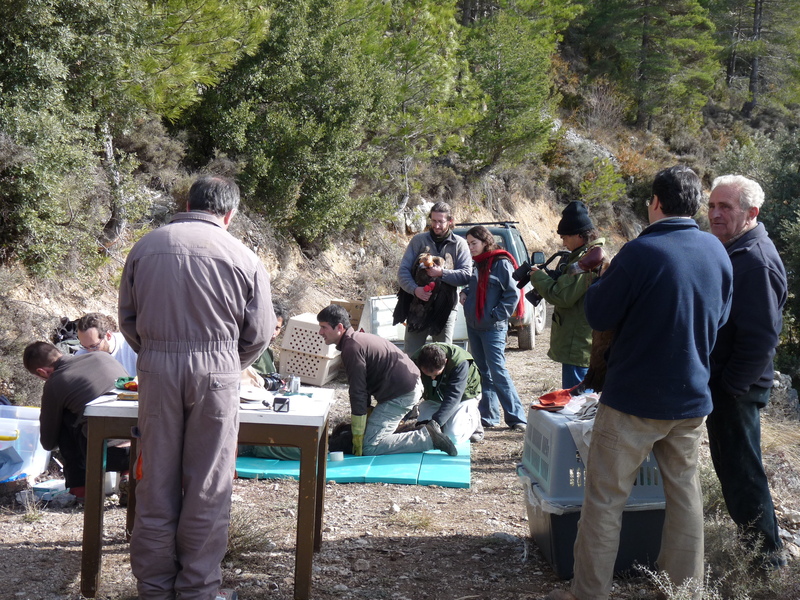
top-left (119, 175), bottom-right (274, 600)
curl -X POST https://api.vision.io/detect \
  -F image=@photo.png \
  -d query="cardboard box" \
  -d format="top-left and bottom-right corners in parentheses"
top-left (280, 349), bottom-right (342, 386)
top-left (518, 466), bottom-right (665, 579)
top-left (281, 313), bottom-right (340, 358)
top-left (330, 299), bottom-right (365, 330)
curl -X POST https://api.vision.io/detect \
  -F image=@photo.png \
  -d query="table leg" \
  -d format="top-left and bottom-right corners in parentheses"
top-left (80, 423), bottom-right (108, 598)
top-left (294, 433), bottom-right (320, 600)
top-left (125, 437), bottom-right (138, 540)
top-left (314, 418), bottom-right (329, 551)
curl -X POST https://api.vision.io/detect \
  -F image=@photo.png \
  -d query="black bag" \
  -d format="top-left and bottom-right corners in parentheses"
top-left (52, 316), bottom-right (81, 354)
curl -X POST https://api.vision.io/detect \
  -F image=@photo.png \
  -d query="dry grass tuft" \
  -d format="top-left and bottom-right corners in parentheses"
top-left (226, 502), bottom-right (281, 558)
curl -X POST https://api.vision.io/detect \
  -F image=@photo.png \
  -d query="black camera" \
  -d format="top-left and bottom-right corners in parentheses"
top-left (512, 261), bottom-right (531, 290)
top-left (262, 373), bottom-right (285, 392)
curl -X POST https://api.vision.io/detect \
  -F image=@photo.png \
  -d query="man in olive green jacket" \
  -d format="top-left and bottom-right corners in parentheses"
top-left (412, 342), bottom-right (484, 443)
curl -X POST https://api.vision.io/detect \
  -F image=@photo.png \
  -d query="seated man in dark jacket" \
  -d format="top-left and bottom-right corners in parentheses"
top-left (412, 343), bottom-right (484, 443)
top-left (23, 341), bottom-right (130, 498)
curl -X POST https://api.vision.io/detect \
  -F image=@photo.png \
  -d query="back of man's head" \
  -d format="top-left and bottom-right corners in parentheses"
top-left (188, 175), bottom-right (240, 216)
top-left (711, 174), bottom-right (765, 211)
top-left (652, 165), bottom-right (702, 217)
top-left (23, 342), bottom-right (62, 374)
top-left (317, 304), bottom-right (351, 329)
top-left (272, 298), bottom-right (290, 323)
top-left (77, 312), bottom-right (117, 334)
top-left (417, 344), bottom-right (447, 372)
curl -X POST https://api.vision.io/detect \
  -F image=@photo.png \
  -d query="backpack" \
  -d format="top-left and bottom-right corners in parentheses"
top-left (52, 317), bottom-right (81, 355)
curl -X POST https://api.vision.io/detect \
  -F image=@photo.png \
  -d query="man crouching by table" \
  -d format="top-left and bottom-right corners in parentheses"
top-left (23, 342), bottom-right (130, 500)
top-left (118, 175), bottom-right (274, 600)
top-left (317, 304), bottom-right (457, 457)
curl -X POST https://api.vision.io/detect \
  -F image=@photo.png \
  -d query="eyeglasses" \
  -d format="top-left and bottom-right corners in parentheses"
top-left (80, 340), bottom-right (103, 351)
top-left (430, 218), bottom-right (450, 225)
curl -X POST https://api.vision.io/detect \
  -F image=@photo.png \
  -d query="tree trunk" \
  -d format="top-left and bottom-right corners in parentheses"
top-left (742, 0), bottom-right (764, 117)
top-left (99, 122), bottom-right (126, 250)
top-left (635, 8), bottom-right (653, 128)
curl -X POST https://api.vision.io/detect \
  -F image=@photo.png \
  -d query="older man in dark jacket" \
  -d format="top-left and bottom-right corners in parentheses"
top-left (707, 174), bottom-right (788, 571)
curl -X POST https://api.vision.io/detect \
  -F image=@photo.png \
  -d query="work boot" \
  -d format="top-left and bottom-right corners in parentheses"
top-left (543, 589), bottom-right (578, 600)
top-left (118, 475), bottom-right (129, 507)
top-left (425, 421), bottom-right (457, 456)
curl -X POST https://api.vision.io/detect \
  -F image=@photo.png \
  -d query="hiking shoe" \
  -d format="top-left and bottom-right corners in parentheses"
top-left (760, 550), bottom-right (788, 571)
top-left (425, 421), bottom-right (457, 456)
top-left (543, 590), bottom-right (578, 600)
top-left (509, 423), bottom-right (527, 432)
top-left (216, 589), bottom-right (238, 600)
top-left (118, 475), bottom-right (129, 507)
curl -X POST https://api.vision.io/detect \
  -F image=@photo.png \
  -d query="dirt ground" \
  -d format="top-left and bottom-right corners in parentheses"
top-left (0, 322), bottom-right (586, 600)
top-left (2, 320), bottom-right (798, 600)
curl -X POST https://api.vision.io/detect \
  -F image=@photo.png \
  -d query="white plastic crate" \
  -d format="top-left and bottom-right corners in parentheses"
top-left (521, 407), bottom-right (664, 506)
top-left (0, 405), bottom-right (50, 483)
top-left (280, 349), bottom-right (342, 386)
top-left (281, 313), bottom-right (340, 358)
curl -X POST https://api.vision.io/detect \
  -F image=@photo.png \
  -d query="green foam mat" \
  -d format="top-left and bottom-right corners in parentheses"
top-left (235, 440), bottom-right (471, 488)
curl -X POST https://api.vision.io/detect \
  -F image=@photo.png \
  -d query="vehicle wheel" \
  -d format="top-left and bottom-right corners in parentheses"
top-left (517, 322), bottom-right (534, 350)
top-left (534, 301), bottom-right (547, 335)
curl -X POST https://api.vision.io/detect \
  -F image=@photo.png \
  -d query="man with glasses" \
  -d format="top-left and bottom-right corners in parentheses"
top-left (75, 312), bottom-right (138, 376)
top-left (397, 201), bottom-right (471, 356)
top-left (547, 166), bottom-right (733, 600)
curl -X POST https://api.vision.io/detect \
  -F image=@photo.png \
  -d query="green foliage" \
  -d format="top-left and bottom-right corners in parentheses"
top-left (128, 0), bottom-right (272, 121)
top-left (706, 0), bottom-right (800, 113)
top-left (182, 0), bottom-right (393, 244)
top-left (574, 0), bottom-right (720, 131)
top-left (463, 0), bottom-right (579, 168)
top-left (377, 0), bottom-right (478, 161)
top-left (579, 157), bottom-right (626, 212)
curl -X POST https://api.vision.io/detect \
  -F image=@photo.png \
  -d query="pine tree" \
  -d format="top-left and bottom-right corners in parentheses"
top-left (575, 0), bottom-right (720, 131)
top-left (462, 0), bottom-right (580, 169)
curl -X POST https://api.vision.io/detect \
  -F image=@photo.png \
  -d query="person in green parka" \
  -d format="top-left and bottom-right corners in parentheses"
top-left (529, 201), bottom-right (604, 389)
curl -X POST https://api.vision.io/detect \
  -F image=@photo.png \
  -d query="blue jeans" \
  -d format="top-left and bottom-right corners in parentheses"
top-left (562, 364), bottom-right (588, 389)
top-left (468, 325), bottom-right (527, 427)
top-left (706, 384), bottom-right (782, 554)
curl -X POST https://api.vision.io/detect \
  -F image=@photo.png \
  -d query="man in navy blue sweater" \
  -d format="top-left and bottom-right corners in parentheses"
top-left (706, 175), bottom-right (787, 571)
top-left (547, 166), bottom-right (733, 600)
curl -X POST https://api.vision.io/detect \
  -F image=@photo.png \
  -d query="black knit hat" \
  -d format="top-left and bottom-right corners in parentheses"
top-left (557, 201), bottom-right (594, 235)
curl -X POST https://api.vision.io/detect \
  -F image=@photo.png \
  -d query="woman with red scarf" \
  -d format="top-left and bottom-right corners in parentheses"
top-left (459, 226), bottom-right (528, 432)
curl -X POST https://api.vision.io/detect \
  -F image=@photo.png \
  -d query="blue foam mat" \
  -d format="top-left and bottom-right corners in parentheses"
top-left (236, 441), bottom-right (471, 488)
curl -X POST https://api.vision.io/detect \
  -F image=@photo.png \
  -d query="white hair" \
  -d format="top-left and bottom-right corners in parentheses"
top-left (711, 175), bottom-right (764, 210)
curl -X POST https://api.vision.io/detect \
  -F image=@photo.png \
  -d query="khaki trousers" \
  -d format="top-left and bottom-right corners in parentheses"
top-left (571, 404), bottom-right (706, 600)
